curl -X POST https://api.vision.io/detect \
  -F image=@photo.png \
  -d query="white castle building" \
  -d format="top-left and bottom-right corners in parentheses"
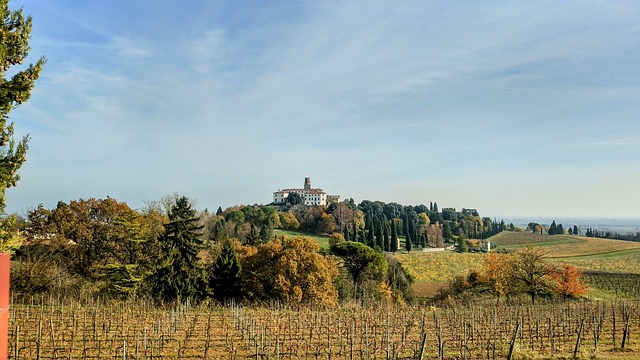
top-left (273, 177), bottom-right (339, 206)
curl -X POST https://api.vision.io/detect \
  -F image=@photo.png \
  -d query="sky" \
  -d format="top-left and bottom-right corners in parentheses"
top-left (5, 0), bottom-right (640, 218)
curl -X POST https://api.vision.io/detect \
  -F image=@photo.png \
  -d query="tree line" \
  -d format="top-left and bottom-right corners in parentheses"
top-left (527, 220), bottom-right (640, 242)
top-left (12, 196), bottom-right (415, 305)
top-left (272, 199), bottom-right (508, 253)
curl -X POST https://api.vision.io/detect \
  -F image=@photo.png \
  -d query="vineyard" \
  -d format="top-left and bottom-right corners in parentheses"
top-left (583, 272), bottom-right (640, 299)
top-left (7, 297), bottom-right (640, 359)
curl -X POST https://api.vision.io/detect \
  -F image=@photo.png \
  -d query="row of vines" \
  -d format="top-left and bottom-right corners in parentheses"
top-left (584, 271), bottom-right (640, 298)
top-left (7, 297), bottom-right (640, 359)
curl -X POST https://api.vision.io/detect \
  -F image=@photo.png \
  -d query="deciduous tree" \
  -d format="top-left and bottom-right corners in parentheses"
top-left (550, 263), bottom-right (588, 299)
top-left (509, 248), bottom-right (555, 303)
top-left (242, 237), bottom-right (338, 305)
top-left (479, 253), bottom-right (511, 300)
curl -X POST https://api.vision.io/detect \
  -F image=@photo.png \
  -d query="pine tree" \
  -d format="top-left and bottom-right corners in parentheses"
top-left (0, 2), bottom-right (44, 252)
top-left (209, 239), bottom-right (243, 302)
top-left (153, 196), bottom-right (206, 303)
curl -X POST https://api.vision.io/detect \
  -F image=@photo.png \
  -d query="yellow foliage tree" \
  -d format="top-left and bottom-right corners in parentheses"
top-left (241, 237), bottom-right (339, 305)
top-left (479, 252), bottom-right (512, 300)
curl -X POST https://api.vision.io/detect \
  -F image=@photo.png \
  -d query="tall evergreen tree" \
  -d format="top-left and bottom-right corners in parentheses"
top-left (376, 221), bottom-right (384, 250)
top-left (548, 220), bottom-right (557, 235)
top-left (443, 222), bottom-right (453, 241)
top-left (0, 2), bottom-right (44, 252)
top-left (366, 216), bottom-right (375, 247)
top-left (209, 239), bottom-right (243, 302)
top-left (153, 196), bottom-right (206, 303)
top-left (390, 222), bottom-right (399, 253)
top-left (573, 225), bottom-right (579, 236)
top-left (404, 232), bottom-right (412, 253)
top-left (383, 222), bottom-right (390, 252)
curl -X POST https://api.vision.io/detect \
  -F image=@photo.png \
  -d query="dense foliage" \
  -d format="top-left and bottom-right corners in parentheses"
top-left (14, 196), bottom-right (421, 305)
top-left (0, 0), bottom-right (44, 252)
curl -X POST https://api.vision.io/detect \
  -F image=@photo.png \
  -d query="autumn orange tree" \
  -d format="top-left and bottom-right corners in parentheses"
top-left (550, 263), bottom-right (588, 299)
top-left (241, 236), bottom-right (339, 305)
top-left (479, 252), bottom-right (511, 300)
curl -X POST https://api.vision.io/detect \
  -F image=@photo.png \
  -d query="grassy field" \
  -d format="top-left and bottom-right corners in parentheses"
top-left (489, 231), bottom-right (640, 257)
top-left (397, 232), bottom-right (640, 299)
top-left (274, 229), bottom-right (331, 249)
top-left (394, 251), bottom-right (483, 283)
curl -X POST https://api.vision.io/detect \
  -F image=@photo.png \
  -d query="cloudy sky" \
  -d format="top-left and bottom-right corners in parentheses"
top-left (6, 0), bottom-right (640, 218)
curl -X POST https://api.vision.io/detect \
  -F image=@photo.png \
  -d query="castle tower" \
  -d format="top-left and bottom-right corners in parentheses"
top-left (304, 177), bottom-right (311, 189)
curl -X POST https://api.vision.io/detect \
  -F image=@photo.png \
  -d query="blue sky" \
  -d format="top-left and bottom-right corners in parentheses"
top-left (6, 0), bottom-right (640, 218)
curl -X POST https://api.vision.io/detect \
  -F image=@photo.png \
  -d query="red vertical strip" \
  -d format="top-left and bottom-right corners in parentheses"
top-left (0, 253), bottom-right (9, 360)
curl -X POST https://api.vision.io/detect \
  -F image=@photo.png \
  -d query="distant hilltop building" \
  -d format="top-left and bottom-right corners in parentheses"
top-left (273, 177), bottom-right (340, 206)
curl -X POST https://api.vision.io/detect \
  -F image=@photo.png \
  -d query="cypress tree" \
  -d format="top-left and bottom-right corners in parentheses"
top-left (376, 221), bottom-right (384, 250)
top-left (153, 196), bottom-right (206, 303)
top-left (404, 232), bottom-right (412, 253)
top-left (383, 221), bottom-right (390, 252)
top-left (366, 216), bottom-right (375, 247)
top-left (391, 222), bottom-right (398, 253)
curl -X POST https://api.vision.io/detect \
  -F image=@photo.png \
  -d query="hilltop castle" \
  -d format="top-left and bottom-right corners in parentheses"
top-left (273, 177), bottom-right (339, 206)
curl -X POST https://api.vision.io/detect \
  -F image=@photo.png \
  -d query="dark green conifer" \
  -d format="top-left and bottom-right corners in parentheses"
top-left (391, 222), bottom-right (399, 253)
top-left (405, 232), bottom-right (412, 253)
top-left (153, 196), bottom-right (206, 303)
top-left (209, 239), bottom-right (243, 302)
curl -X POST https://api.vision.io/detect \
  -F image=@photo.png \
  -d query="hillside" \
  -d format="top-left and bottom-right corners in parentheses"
top-left (488, 231), bottom-right (640, 257)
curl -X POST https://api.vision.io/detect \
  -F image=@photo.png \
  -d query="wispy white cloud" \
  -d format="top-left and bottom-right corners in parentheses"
top-left (5, 0), bottom-right (640, 217)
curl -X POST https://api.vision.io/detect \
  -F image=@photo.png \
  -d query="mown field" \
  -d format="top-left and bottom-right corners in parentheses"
top-left (274, 229), bottom-right (331, 249)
